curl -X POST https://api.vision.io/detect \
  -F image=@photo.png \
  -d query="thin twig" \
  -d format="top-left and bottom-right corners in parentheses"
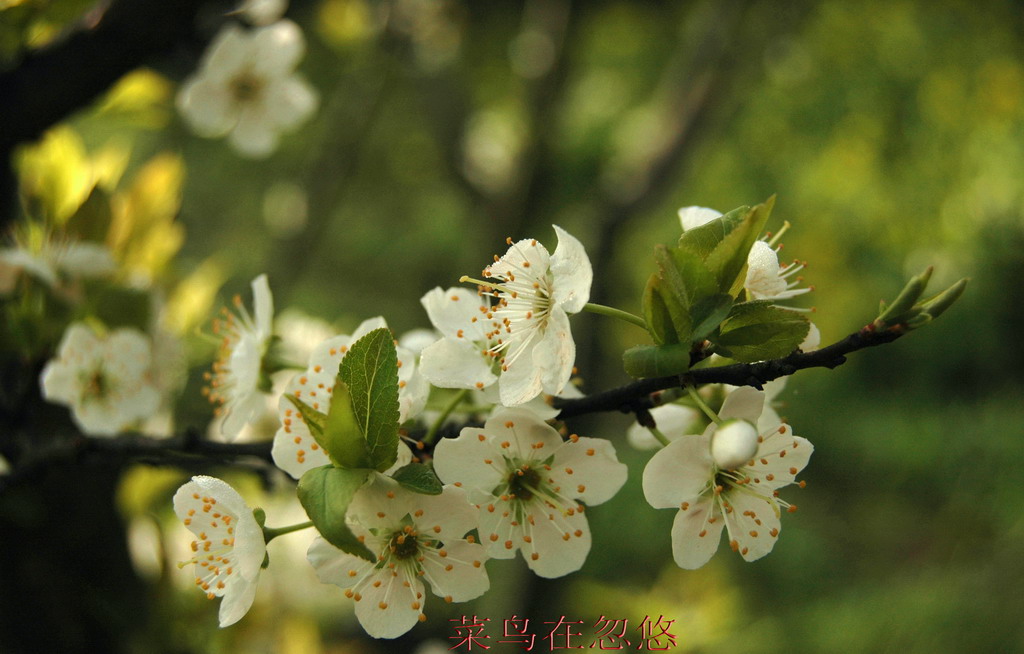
top-left (553, 324), bottom-right (903, 420)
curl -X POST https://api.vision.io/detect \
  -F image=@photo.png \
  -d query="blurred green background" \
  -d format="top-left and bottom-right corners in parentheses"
top-left (2, 0), bottom-right (1023, 652)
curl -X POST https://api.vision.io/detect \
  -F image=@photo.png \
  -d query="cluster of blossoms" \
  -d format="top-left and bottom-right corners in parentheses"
top-left (176, 1), bottom-right (318, 158)
top-left (158, 209), bottom-right (822, 638)
top-left (19, 191), bottom-right (836, 639)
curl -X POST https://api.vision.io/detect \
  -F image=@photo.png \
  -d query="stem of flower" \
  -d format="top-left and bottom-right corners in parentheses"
top-left (686, 386), bottom-right (722, 426)
top-left (262, 520), bottom-right (314, 542)
top-left (648, 426), bottom-right (672, 448)
top-left (582, 303), bottom-right (647, 329)
top-left (422, 388), bottom-right (471, 446)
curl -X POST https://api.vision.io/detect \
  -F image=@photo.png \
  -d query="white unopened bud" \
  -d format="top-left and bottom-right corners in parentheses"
top-left (710, 419), bottom-right (759, 470)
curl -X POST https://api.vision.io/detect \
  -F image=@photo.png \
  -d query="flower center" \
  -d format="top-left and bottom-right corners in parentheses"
top-left (83, 369), bottom-right (109, 399)
top-left (230, 73), bottom-right (264, 103)
top-left (507, 465), bottom-right (542, 501)
top-left (389, 531), bottom-right (421, 560)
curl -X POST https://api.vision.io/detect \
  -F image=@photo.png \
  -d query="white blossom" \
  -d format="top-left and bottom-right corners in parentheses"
top-left (744, 240), bottom-right (811, 301)
top-left (206, 274), bottom-right (274, 441)
top-left (433, 408), bottom-right (627, 578)
top-left (271, 317), bottom-right (428, 479)
top-left (472, 226), bottom-right (592, 406)
top-left (307, 477), bottom-right (489, 639)
top-left (40, 322), bottom-right (160, 436)
top-left (173, 476), bottom-right (266, 627)
top-left (176, 20), bottom-right (318, 158)
top-left (642, 387), bottom-right (812, 569)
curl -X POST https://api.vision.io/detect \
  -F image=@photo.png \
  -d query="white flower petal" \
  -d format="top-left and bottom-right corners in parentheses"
top-left (420, 540), bottom-right (490, 602)
top-left (250, 20), bottom-right (305, 79)
top-left (352, 566), bottom-right (423, 639)
top-left (420, 287), bottom-right (491, 341)
top-left (398, 328), bottom-right (439, 355)
top-left (176, 76), bottom-right (237, 137)
top-left (497, 351), bottom-right (543, 407)
top-left (432, 426), bottom-right (506, 493)
top-left (626, 404), bottom-right (700, 450)
top-left (476, 499), bottom-right (520, 560)
top-left (535, 306), bottom-right (575, 397)
top-left (719, 386), bottom-right (764, 424)
top-left (670, 496), bottom-right (723, 569)
top-left (548, 437), bottom-right (627, 506)
top-left (271, 390), bottom-right (331, 478)
top-left (414, 485), bottom-right (480, 541)
top-left (520, 501), bottom-right (591, 578)
top-left (203, 24), bottom-right (250, 82)
top-left (419, 338), bottom-right (496, 391)
top-left (549, 225), bottom-right (592, 314)
top-left (800, 322), bottom-right (821, 352)
top-left (263, 76), bottom-right (318, 130)
top-left (748, 426), bottom-right (813, 490)
top-left (678, 206), bottom-right (722, 231)
top-left (229, 105), bottom-right (280, 158)
top-left (351, 316), bottom-right (389, 341)
top-left (251, 274), bottom-right (274, 337)
top-left (642, 434), bottom-right (713, 510)
top-left (217, 575), bottom-right (260, 627)
top-left (722, 490), bottom-right (781, 562)
top-left (307, 535), bottom-right (375, 589)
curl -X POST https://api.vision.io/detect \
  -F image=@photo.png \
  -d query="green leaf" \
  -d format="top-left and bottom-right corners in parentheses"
top-left (678, 205), bottom-right (750, 259)
top-left (689, 293), bottom-right (734, 341)
top-left (642, 274), bottom-right (675, 345)
top-left (704, 197), bottom-right (774, 293)
top-left (287, 393), bottom-right (366, 469)
top-left (297, 466), bottom-right (374, 561)
top-left (713, 302), bottom-right (809, 363)
top-left (649, 261), bottom-right (691, 344)
top-left (286, 394), bottom-right (327, 440)
top-left (322, 380), bottom-right (371, 469)
top-left (623, 343), bottom-right (691, 378)
top-left (668, 246), bottom-right (717, 307)
top-left (391, 462), bottom-right (443, 495)
top-left (338, 327), bottom-right (400, 472)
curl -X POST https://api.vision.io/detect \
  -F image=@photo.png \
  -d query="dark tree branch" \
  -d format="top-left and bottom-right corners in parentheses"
top-left (554, 324), bottom-right (904, 420)
top-left (0, 428), bottom-right (273, 494)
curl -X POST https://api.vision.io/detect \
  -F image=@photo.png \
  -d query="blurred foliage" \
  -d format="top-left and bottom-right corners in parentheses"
top-left (3, 0), bottom-right (1023, 652)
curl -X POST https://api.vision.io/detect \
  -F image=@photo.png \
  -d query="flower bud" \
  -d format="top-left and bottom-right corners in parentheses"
top-left (710, 419), bottom-right (759, 470)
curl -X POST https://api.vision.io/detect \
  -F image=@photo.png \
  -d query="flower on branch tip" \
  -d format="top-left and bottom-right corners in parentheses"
top-left (642, 386), bottom-right (812, 569)
top-left (271, 316), bottom-right (428, 479)
top-left (40, 322), bottom-right (160, 436)
top-left (205, 274), bottom-right (274, 441)
top-left (457, 226), bottom-right (591, 406)
top-left (173, 476), bottom-right (266, 627)
top-left (307, 477), bottom-right (489, 639)
top-left (744, 240), bottom-right (811, 302)
top-left (433, 408), bottom-right (627, 578)
top-left (176, 20), bottom-right (318, 158)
